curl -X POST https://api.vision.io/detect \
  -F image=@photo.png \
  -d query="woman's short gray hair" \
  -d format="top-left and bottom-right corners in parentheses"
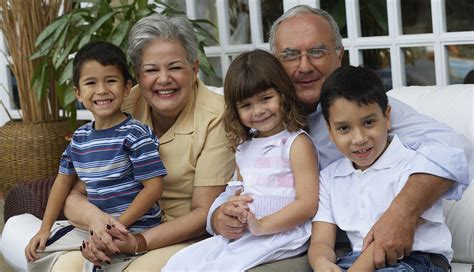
top-left (268, 5), bottom-right (343, 54)
top-left (128, 13), bottom-right (198, 68)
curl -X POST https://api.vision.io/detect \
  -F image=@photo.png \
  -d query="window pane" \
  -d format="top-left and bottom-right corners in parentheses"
top-left (401, 0), bottom-right (432, 34)
top-left (446, 0), bottom-right (474, 32)
top-left (195, 0), bottom-right (219, 46)
top-left (402, 46), bottom-right (436, 86)
top-left (361, 49), bottom-right (392, 91)
top-left (342, 50), bottom-right (350, 66)
top-left (228, 0), bottom-right (251, 45)
top-left (360, 0), bottom-right (388, 37)
top-left (321, 0), bottom-right (348, 38)
top-left (261, 0), bottom-right (283, 43)
top-left (447, 44), bottom-right (474, 84)
top-left (8, 66), bottom-right (20, 110)
top-left (201, 57), bottom-right (223, 87)
top-left (164, 0), bottom-right (186, 12)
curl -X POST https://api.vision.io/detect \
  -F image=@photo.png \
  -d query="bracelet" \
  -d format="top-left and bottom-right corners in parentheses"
top-left (132, 233), bottom-right (148, 255)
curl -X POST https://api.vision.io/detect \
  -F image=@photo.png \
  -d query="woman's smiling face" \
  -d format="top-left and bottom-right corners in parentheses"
top-left (137, 38), bottom-right (198, 120)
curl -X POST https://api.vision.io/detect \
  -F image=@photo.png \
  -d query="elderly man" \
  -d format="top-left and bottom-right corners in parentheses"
top-left (207, 5), bottom-right (470, 271)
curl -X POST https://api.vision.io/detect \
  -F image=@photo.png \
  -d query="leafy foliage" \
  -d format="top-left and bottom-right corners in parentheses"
top-left (30, 0), bottom-right (217, 127)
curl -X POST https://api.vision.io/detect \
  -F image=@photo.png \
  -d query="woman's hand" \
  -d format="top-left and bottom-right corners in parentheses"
top-left (228, 195), bottom-right (251, 224)
top-left (81, 224), bottom-right (133, 265)
top-left (64, 181), bottom-right (128, 256)
top-left (111, 231), bottom-right (140, 254)
top-left (212, 195), bottom-right (253, 239)
top-left (81, 240), bottom-right (111, 267)
top-left (87, 214), bottom-right (128, 256)
top-left (25, 228), bottom-right (50, 262)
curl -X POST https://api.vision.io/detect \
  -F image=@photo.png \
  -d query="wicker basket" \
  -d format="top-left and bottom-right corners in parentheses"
top-left (0, 120), bottom-right (70, 192)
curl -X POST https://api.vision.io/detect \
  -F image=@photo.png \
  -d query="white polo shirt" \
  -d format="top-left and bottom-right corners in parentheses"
top-left (313, 135), bottom-right (453, 261)
top-left (308, 97), bottom-right (469, 200)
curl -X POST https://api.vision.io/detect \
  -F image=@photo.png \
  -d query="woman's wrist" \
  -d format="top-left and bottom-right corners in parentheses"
top-left (133, 233), bottom-right (148, 255)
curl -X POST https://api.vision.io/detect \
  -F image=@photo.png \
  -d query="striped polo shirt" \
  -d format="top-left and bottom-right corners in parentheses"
top-left (59, 114), bottom-right (167, 231)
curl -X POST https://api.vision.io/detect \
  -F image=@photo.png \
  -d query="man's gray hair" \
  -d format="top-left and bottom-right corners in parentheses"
top-left (268, 5), bottom-right (343, 54)
top-left (128, 13), bottom-right (198, 69)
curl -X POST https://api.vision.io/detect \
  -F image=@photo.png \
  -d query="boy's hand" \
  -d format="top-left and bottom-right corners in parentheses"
top-left (314, 258), bottom-right (342, 272)
top-left (25, 228), bottom-right (50, 262)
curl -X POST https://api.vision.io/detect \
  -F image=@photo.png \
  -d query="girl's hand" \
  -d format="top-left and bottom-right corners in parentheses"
top-left (25, 228), bottom-right (50, 262)
top-left (246, 212), bottom-right (264, 236)
top-left (228, 195), bottom-right (250, 224)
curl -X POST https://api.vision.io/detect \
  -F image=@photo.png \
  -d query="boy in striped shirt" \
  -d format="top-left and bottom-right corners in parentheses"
top-left (25, 41), bottom-right (167, 264)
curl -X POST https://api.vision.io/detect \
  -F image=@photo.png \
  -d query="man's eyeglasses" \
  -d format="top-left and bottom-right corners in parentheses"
top-left (278, 47), bottom-right (337, 65)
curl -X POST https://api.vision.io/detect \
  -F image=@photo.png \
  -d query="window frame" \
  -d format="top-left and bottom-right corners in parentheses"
top-left (1, 0), bottom-right (473, 125)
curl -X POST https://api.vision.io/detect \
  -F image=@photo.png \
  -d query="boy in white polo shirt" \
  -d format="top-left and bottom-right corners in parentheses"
top-left (308, 66), bottom-right (452, 272)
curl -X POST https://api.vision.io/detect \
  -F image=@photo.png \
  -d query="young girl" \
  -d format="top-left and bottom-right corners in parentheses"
top-left (162, 49), bottom-right (319, 271)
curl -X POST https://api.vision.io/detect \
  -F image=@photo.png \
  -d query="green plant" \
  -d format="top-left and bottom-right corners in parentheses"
top-left (0, 0), bottom-right (71, 122)
top-left (31, 0), bottom-right (217, 128)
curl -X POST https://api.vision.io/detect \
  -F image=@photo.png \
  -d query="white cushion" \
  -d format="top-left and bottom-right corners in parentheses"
top-left (387, 84), bottom-right (474, 264)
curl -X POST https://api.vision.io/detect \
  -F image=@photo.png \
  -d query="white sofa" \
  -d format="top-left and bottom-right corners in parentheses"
top-left (211, 84), bottom-right (474, 270)
top-left (1, 85), bottom-right (472, 271)
top-left (387, 84), bottom-right (474, 271)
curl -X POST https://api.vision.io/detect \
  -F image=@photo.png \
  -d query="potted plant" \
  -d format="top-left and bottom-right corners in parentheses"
top-left (0, 0), bottom-right (73, 192)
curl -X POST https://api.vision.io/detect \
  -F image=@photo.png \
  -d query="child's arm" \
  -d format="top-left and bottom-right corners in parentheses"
top-left (227, 168), bottom-right (252, 224)
top-left (247, 133), bottom-right (319, 235)
top-left (118, 176), bottom-right (164, 228)
top-left (348, 242), bottom-right (376, 272)
top-left (308, 221), bottom-right (341, 272)
top-left (25, 173), bottom-right (77, 262)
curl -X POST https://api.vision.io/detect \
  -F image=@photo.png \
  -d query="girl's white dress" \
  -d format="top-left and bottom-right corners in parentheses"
top-left (162, 129), bottom-right (313, 272)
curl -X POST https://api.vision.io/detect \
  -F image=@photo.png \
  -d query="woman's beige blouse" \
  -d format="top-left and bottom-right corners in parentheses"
top-left (122, 80), bottom-right (236, 222)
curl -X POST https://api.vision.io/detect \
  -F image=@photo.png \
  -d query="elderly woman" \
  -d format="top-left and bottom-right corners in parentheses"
top-left (2, 13), bottom-right (235, 271)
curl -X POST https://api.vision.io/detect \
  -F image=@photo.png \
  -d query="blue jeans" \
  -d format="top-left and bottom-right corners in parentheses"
top-left (336, 251), bottom-right (447, 272)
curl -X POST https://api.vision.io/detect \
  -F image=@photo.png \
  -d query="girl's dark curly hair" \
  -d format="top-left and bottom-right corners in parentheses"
top-left (223, 49), bottom-right (306, 152)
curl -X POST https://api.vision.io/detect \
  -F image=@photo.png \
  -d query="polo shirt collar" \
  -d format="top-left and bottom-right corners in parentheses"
top-left (334, 134), bottom-right (409, 177)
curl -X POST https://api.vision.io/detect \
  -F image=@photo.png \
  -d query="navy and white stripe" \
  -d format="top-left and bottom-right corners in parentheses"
top-left (60, 114), bottom-right (166, 231)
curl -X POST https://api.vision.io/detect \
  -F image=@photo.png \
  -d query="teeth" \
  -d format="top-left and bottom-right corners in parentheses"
top-left (95, 100), bottom-right (112, 105)
top-left (158, 89), bottom-right (175, 95)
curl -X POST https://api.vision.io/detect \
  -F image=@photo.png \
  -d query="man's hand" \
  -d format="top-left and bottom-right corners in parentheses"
top-left (362, 207), bottom-right (416, 268)
top-left (211, 195), bottom-right (253, 239)
top-left (363, 173), bottom-right (453, 268)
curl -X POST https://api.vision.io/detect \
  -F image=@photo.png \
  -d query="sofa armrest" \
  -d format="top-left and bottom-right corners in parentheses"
top-left (3, 176), bottom-right (66, 223)
top-left (388, 84), bottom-right (474, 265)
